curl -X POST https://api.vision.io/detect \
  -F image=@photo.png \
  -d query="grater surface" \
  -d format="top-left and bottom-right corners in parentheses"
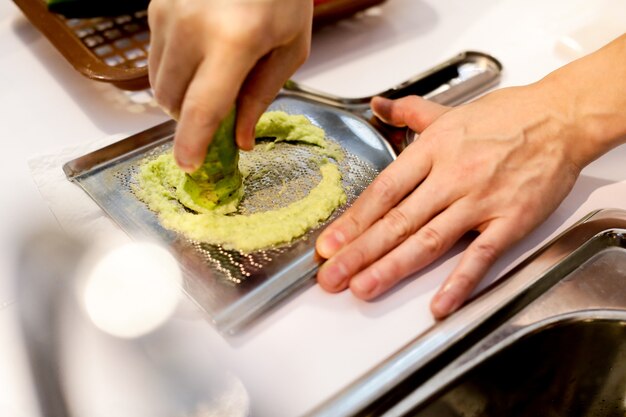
top-left (127, 140), bottom-right (376, 285)
top-left (63, 52), bottom-right (503, 333)
top-left (65, 95), bottom-right (396, 333)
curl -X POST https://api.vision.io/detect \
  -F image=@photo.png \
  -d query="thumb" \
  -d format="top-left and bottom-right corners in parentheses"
top-left (371, 96), bottom-right (450, 133)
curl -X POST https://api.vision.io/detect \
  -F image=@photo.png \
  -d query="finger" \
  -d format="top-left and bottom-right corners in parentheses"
top-left (430, 219), bottom-right (520, 319)
top-left (317, 178), bottom-right (456, 292)
top-left (147, 0), bottom-right (170, 89)
top-left (152, 30), bottom-right (203, 120)
top-left (173, 48), bottom-right (258, 172)
top-left (236, 34), bottom-right (310, 150)
top-left (348, 201), bottom-right (475, 299)
top-left (316, 140), bottom-right (433, 259)
top-left (147, 33), bottom-right (164, 91)
top-left (371, 96), bottom-right (449, 133)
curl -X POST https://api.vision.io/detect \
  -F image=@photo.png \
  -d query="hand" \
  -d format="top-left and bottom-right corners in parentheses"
top-left (148, 0), bottom-right (313, 172)
top-left (315, 84), bottom-right (586, 319)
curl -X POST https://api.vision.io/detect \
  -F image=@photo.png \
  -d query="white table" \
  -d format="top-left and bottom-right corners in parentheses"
top-left (1, 0), bottom-right (625, 415)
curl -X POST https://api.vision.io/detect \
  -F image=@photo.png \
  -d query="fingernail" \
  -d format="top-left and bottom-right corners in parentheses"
top-left (320, 261), bottom-right (348, 290)
top-left (180, 161), bottom-right (199, 173)
top-left (351, 275), bottom-right (378, 298)
top-left (161, 106), bottom-right (179, 121)
top-left (175, 154), bottom-right (199, 173)
top-left (237, 126), bottom-right (255, 151)
top-left (241, 139), bottom-right (255, 152)
top-left (317, 230), bottom-right (346, 258)
top-left (371, 96), bottom-right (393, 121)
top-left (432, 288), bottom-right (462, 319)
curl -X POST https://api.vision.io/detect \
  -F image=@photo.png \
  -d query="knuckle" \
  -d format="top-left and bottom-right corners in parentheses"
top-left (222, 32), bottom-right (257, 54)
top-left (449, 272), bottom-right (477, 293)
top-left (377, 262), bottom-right (400, 286)
top-left (383, 208), bottom-right (413, 241)
top-left (216, 19), bottom-right (266, 52)
top-left (416, 225), bottom-right (444, 255)
top-left (181, 98), bottom-right (217, 128)
top-left (371, 174), bottom-right (400, 206)
top-left (340, 212), bottom-right (363, 236)
top-left (472, 240), bottom-right (500, 265)
top-left (171, 17), bottom-right (197, 42)
top-left (347, 246), bottom-right (367, 270)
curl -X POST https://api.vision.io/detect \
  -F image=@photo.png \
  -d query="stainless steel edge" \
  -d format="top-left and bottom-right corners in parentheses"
top-left (284, 51), bottom-right (502, 153)
top-left (283, 51), bottom-right (502, 110)
top-left (385, 308), bottom-right (626, 417)
top-left (212, 96), bottom-right (398, 334)
top-left (61, 51), bottom-right (504, 336)
top-left (384, 227), bottom-right (626, 416)
top-left (63, 120), bottom-right (177, 180)
top-left (216, 264), bottom-right (318, 334)
top-left (306, 208), bottom-right (626, 417)
top-left (65, 50), bottom-right (502, 179)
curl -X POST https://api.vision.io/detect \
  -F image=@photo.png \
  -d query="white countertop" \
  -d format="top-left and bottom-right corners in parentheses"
top-left (1, 0), bottom-right (625, 416)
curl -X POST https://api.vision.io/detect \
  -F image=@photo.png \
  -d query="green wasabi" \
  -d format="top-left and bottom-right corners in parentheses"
top-left (178, 109), bottom-right (243, 214)
top-left (255, 111), bottom-right (344, 160)
top-left (136, 111), bottom-right (346, 252)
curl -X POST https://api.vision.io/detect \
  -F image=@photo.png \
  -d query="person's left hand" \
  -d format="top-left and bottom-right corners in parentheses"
top-left (315, 86), bottom-right (585, 319)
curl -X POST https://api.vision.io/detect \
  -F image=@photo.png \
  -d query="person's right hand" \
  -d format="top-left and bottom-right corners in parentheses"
top-left (148, 0), bottom-right (313, 172)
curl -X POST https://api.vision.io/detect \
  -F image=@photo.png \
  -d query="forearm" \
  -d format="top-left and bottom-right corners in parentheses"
top-left (536, 33), bottom-right (626, 167)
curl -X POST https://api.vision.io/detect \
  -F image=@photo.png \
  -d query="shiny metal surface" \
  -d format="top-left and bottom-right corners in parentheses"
top-left (16, 230), bottom-right (84, 417)
top-left (284, 51), bottom-right (501, 109)
top-left (410, 313), bottom-right (626, 417)
top-left (64, 96), bottom-right (394, 335)
top-left (63, 51), bottom-right (502, 335)
top-left (285, 51), bottom-right (502, 152)
top-left (309, 209), bottom-right (626, 416)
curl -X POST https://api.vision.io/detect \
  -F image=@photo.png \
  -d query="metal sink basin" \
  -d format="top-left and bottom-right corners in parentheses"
top-left (410, 243), bottom-right (626, 417)
top-left (415, 317), bottom-right (626, 417)
top-left (310, 209), bottom-right (626, 417)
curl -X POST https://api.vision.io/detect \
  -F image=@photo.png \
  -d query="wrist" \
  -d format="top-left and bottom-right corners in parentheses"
top-left (535, 36), bottom-right (626, 168)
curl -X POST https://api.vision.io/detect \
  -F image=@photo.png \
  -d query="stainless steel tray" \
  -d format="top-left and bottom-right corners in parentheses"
top-left (309, 208), bottom-right (626, 416)
top-left (64, 51), bottom-right (502, 335)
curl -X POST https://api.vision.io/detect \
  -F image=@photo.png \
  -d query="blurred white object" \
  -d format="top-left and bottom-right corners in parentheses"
top-left (81, 242), bottom-right (181, 339)
top-left (184, 373), bottom-right (250, 417)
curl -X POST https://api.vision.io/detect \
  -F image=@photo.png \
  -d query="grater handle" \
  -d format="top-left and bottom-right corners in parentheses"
top-left (284, 51), bottom-right (503, 153)
top-left (371, 51), bottom-right (503, 152)
top-left (377, 51), bottom-right (502, 106)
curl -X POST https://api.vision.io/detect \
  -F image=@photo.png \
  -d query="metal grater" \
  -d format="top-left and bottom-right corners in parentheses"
top-left (63, 52), bottom-right (502, 334)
